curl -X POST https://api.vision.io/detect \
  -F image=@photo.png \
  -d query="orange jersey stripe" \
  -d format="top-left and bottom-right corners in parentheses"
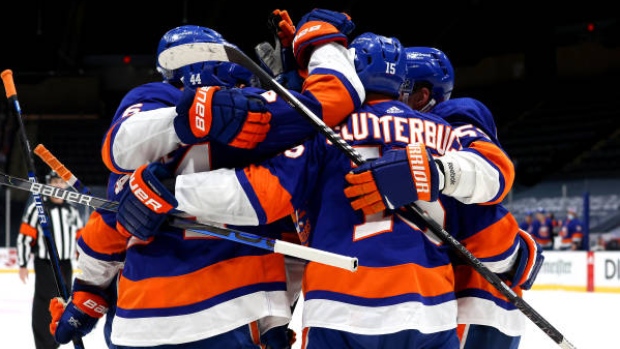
top-left (80, 211), bottom-right (129, 255)
top-left (303, 262), bottom-right (454, 298)
top-left (303, 73), bottom-right (356, 128)
top-left (248, 321), bottom-right (261, 346)
top-left (117, 253), bottom-right (286, 309)
top-left (459, 213), bottom-right (519, 258)
top-left (453, 264), bottom-right (523, 298)
top-left (101, 124), bottom-right (129, 174)
top-left (243, 164), bottom-right (295, 223)
top-left (456, 323), bottom-right (467, 341)
top-left (469, 140), bottom-right (515, 203)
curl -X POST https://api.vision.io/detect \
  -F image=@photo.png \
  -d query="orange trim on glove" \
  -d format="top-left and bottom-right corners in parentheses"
top-left (73, 291), bottom-right (109, 318)
top-left (405, 143), bottom-right (433, 202)
top-left (344, 171), bottom-right (386, 215)
top-left (273, 9), bottom-right (296, 47)
top-left (49, 297), bottom-right (66, 335)
top-left (129, 165), bottom-right (175, 214)
top-left (293, 21), bottom-right (349, 67)
top-left (228, 111), bottom-right (271, 149)
top-left (189, 86), bottom-right (220, 139)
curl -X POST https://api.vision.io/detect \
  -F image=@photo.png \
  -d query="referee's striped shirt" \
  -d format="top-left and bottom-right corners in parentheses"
top-left (16, 198), bottom-right (84, 266)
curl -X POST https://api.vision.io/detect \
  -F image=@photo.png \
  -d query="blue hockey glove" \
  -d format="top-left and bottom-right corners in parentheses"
top-left (174, 86), bottom-right (272, 149)
top-left (502, 229), bottom-right (545, 290)
top-left (344, 143), bottom-right (440, 215)
top-left (49, 283), bottom-right (109, 344)
top-left (116, 162), bottom-right (178, 241)
top-left (292, 8), bottom-right (355, 68)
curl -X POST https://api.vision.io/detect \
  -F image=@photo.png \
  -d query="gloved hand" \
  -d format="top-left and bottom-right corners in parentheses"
top-left (270, 9), bottom-right (296, 48)
top-left (116, 162), bottom-right (178, 241)
top-left (256, 9), bottom-right (296, 76)
top-left (344, 143), bottom-right (440, 215)
top-left (501, 229), bottom-right (545, 290)
top-left (174, 86), bottom-right (272, 149)
top-left (49, 283), bottom-right (109, 344)
top-left (292, 8), bottom-right (355, 68)
top-left (255, 9), bottom-right (303, 91)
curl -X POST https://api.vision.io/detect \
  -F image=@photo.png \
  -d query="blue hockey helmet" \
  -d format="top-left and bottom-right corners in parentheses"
top-left (156, 25), bottom-right (254, 88)
top-left (350, 32), bottom-right (406, 97)
top-left (400, 47), bottom-right (454, 103)
top-left (179, 60), bottom-right (256, 89)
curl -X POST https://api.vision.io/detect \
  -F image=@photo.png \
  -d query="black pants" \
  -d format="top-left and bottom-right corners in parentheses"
top-left (33, 258), bottom-right (73, 349)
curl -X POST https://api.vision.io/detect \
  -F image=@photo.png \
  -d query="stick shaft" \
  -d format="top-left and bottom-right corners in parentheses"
top-left (1, 69), bottom-right (86, 349)
top-left (0, 171), bottom-right (357, 272)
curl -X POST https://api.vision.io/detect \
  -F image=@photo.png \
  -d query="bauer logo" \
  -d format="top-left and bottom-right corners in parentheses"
top-left (30, 182), bottom-right (92, 206)
top-left (192, 87), bottom-right (210, 137)
top-left (129, 175), bottom-right (166, 213)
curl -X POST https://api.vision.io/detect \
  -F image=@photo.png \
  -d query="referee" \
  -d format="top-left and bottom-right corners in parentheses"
top-left (16, 170), bottom-right (84, 349)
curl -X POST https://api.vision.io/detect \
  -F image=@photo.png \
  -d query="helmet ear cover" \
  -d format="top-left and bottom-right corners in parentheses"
top-left (350, 32), bottom-right (406, 97)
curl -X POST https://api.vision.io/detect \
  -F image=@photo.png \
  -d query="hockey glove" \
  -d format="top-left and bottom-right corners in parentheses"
top-left (501, 229), bottom-right (545, 290)
top-left (174, 86), bottom-right (272, 149)
top-left (344, 143), bottom-right (440, 215)
top-left (255, 9), bottom-right (303, 91)
top-left (116, 162), bottom-right (178, 241)
top-left (49, 283), bottom-right (109, 344)
top-left (292, 8), bottom-right (355, 69)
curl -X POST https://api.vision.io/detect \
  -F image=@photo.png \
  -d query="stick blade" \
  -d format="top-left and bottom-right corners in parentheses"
top-left (157, 42), bottom-right (230, 70)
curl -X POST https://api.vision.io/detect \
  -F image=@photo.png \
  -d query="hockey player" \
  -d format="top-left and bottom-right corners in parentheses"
top-left (360, 46), bottom-right (542, 348)
top-left (112, 22), bottom-right (542, 348)
top-left (48, 209), bottom-right (121, 349)
top-left (50, 9), bottom-right (363, 348)
top-left (114, 31), bottom-right (468, 349)
top-left (558, 207), bottom-right (584, 250)
top-left (532, 207), bottom-right (555, 250)
top-left (520, 210), bottom-right (535, 232)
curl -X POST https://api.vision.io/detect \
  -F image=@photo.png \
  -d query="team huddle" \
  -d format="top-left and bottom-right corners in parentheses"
top-left (46, 8), bottom-right (544, 349)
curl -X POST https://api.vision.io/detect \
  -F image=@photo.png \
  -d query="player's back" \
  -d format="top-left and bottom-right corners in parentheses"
top-left (111, 141), bottom-right (292, 346)
top-left (104, 84), bottom-right (299, 346)
top-left (285, 99), bottom-right (462, 335)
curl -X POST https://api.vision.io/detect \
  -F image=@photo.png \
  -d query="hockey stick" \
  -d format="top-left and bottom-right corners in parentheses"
top-left (159, 43), bottom-right (577, 349)
top-left (35, 144), bottom-right (92, 195)
top-left (0, 171), bottom-right (358, 272)
top-left (34, 144), bottom-right (357, 272)
top-left (1, 69), bottom-right (86, 349)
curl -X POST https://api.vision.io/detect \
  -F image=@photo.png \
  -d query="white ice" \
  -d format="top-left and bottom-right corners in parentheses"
top-left (1, 271), bottom-right (616, 349)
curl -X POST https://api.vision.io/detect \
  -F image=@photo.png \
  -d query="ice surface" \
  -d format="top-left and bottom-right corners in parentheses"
top-left (1, 271), bottom-right (616, 349)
